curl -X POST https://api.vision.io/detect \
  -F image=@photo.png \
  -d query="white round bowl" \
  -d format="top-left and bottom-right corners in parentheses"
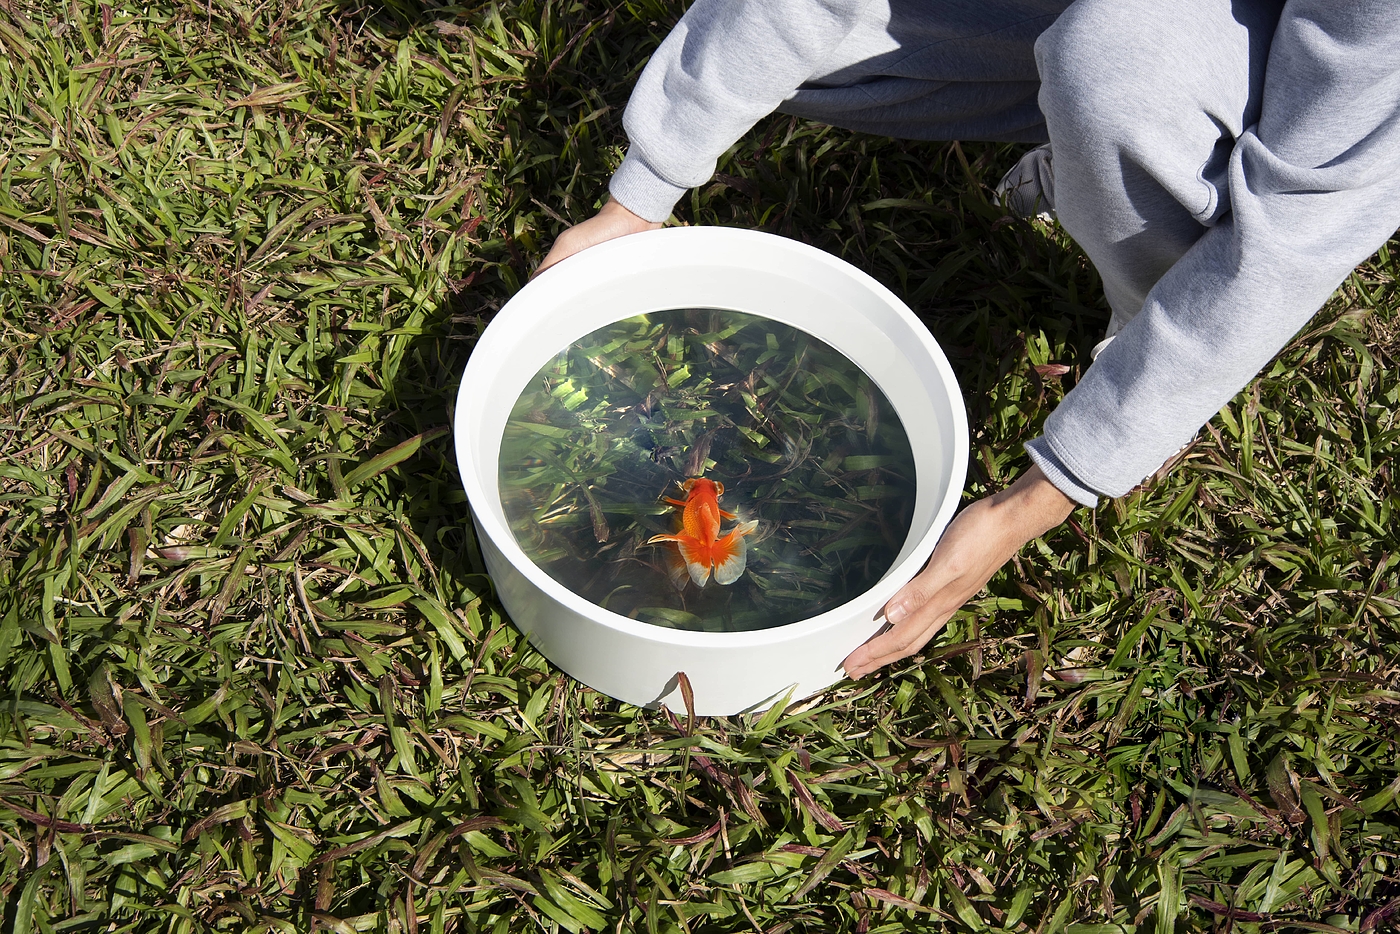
top-left (454, 227), bottom-right (968, 715)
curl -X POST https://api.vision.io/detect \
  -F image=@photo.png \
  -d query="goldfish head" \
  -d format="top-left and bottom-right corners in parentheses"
top-left (681, 477), bottom-right (723, 498)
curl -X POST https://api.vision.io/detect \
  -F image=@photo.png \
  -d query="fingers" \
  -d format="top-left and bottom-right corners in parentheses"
top-left (840, 518), bottom-right (973, 679)
top-left (843, 597), bottom-right (956, 680)
top-left (840, 472), bottom-right (1074, 679)
top-left (534, 225), bottom-right (596, 277)
top-left (534, 199), bottom-right (662, 277)
top-left (535, 226), bottom-right (581, 276)
top-left (844, 541), bottom-right (971, 678)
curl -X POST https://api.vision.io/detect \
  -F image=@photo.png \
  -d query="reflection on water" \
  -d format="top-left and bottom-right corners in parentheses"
top-left (498, 309), bottom-right (917, 632)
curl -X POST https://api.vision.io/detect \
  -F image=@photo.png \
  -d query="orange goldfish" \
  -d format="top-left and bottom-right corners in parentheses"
top-left (648, 478), bottom-right (759, 588)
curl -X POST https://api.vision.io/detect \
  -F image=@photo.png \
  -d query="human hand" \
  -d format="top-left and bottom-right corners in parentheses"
top-left (842, 465), bottom-right (1075, 679)
top-left (534, 198), bottom-right (662, 277)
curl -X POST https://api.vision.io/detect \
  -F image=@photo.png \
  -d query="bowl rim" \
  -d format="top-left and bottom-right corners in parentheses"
top-left (454, 226), bottom-right (969, 649)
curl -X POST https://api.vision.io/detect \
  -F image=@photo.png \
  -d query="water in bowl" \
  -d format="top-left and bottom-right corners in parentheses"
top-left (497, 308), bottom-right (916, 632)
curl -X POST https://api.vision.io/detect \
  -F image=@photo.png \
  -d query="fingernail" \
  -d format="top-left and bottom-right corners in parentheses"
top-left (886, 602), bottom-right (907, 624)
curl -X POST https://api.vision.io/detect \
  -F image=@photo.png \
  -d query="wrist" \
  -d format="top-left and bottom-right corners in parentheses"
top-left (993, 465), bottom-right (1075, 540)
top-left (599, 198), bottom-right (661, 232)
top-left (608, 150), bottom-right (686, 223)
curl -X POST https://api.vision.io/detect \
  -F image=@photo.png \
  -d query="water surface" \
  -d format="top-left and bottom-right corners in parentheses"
top-left (498, 309), bottom-right (916, 632)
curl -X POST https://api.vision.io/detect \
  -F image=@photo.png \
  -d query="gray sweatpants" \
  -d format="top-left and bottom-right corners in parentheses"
top-left (780, 0), bottom-right (1280, 340)
top-left (609, 0), bottom-right (1400, 504)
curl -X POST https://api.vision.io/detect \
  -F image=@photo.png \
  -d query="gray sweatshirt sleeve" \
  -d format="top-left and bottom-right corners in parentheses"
top-left (609, 0), bottom-right (876, 222)
top-left (1029, 2), bottom-right (1400, 505)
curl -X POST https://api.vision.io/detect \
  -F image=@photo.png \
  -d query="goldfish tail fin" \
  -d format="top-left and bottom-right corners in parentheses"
top-left (663, 547), bottom-right (691, 591)
top-left (674, 537), bottom-right (713, 587)
top-left (711, 520), bottom-right (758, 586)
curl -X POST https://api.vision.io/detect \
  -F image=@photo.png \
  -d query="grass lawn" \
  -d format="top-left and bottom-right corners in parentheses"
top-left (1, 0), bottom-right (1398, 931)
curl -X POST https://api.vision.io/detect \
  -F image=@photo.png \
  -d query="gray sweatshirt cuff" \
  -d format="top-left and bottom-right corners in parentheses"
top-left (1025, 436), bottom-right (1100, 509)
top-left (608, 150), bottom-right (688, 223)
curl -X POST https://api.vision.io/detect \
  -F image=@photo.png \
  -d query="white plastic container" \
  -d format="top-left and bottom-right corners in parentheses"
top-left (454, 227), bottom-right (967, 715)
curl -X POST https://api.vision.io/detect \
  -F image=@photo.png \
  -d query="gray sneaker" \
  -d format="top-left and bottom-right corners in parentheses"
top-left (995, 144), bottom-right (1056, 222)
